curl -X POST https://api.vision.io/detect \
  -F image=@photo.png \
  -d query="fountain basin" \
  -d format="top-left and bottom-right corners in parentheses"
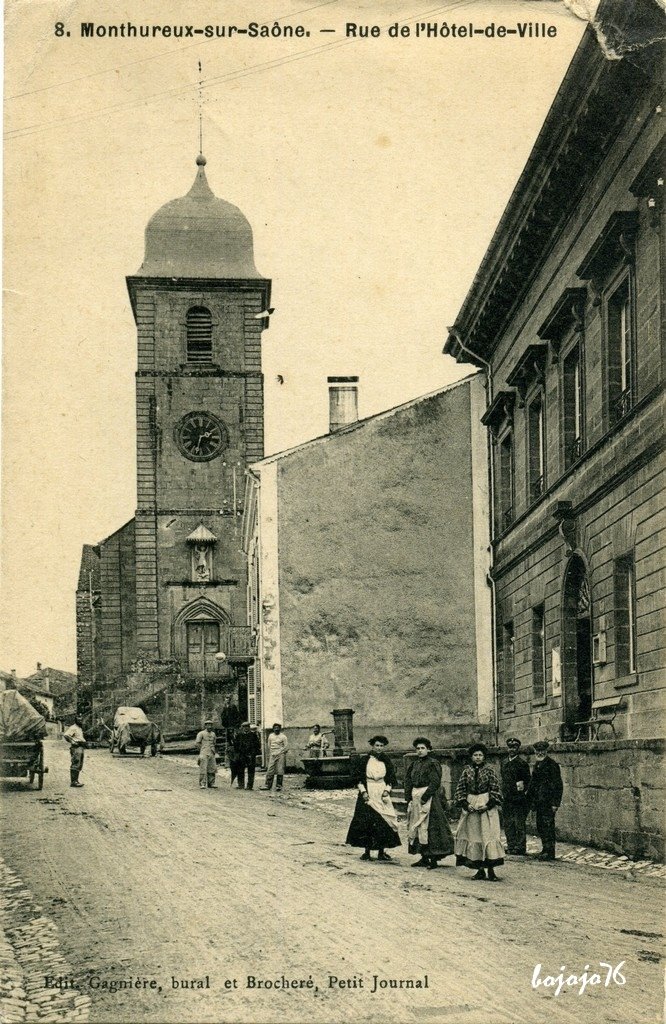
top-left (301, 755), bottom-right (355, 789)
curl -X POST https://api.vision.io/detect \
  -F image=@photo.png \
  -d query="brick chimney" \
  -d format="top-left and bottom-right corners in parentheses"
top-left (328, 376), bottom-right (359, 432)
top-left (36, 662), bottom-right (42, 671)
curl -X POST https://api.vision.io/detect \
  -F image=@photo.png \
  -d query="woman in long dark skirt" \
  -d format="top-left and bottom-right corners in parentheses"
top-left (346, 736), bottom-right (401, 861)
top-left (454, 743), bottom-right (504, 881)
top-left (405, 737), bottom-right (454, 869)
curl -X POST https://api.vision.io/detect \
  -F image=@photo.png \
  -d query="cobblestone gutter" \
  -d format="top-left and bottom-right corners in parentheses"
top-left (0, 859), bottom-right (90, 1023)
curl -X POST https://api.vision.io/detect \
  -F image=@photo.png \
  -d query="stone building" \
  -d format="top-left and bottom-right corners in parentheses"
top-left (444, 0), bottom-right (665, 744)
top-left (242, 375), bottom-right (493, 765)
top-left (76, 155), bottom-right (269, 727)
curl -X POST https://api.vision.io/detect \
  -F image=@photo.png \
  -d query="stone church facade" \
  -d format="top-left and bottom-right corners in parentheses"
top-left (76, 156), bottom-right (270, 727)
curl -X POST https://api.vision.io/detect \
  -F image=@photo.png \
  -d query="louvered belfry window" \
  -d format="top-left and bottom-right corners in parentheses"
top-left (186, 306), bottom-right (213, 363)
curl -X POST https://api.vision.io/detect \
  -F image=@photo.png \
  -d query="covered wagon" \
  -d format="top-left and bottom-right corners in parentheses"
top-left (0, 690), bottom-right (48, 789)
top-left (110, 706), bottom-right (161, 757)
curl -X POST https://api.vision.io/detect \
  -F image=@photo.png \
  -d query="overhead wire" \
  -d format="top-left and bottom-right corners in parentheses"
top-left (4, 0), bottom-right (478, 141)
top-left (6, 0), bottom-right (342, 101)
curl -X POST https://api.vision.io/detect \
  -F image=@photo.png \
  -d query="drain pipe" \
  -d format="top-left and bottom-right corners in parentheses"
top-left (447, 329), bottom-right (499, 746)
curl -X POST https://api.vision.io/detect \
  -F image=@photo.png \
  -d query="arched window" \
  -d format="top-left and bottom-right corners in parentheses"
top-left (186, 307), bottom-right (213, 363)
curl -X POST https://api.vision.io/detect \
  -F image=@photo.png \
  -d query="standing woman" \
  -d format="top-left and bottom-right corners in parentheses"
top-left (454, 743), bottom-right (504, 881)
top-left (346, 736), bottom-right (401, 861)
top-left (405, 738), bottom-right (454, 869)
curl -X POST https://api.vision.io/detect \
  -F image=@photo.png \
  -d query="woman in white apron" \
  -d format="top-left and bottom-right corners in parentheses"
top-left (454, 743), bottom-right (504, 881)
top-left (405, 737), bottom-right (454, 869)
top-left (345, 736), bottom-right (401, 861)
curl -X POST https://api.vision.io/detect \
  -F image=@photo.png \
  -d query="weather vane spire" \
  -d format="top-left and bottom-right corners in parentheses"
top-left (197, 60), bottom-right (204, 156)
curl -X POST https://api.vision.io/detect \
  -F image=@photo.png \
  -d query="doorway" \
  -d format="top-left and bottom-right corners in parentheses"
top-left (186, 621), bottom-right (221, 678)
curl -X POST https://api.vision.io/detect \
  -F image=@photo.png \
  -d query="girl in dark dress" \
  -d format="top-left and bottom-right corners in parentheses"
top-left (346, 736), bottom-right (401, 861)
top-left (405, 737), bottom-right (454, 869)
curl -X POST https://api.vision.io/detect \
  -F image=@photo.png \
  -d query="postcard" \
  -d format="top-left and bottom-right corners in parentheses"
top-left (2, 1), bottom-right (664, 1022)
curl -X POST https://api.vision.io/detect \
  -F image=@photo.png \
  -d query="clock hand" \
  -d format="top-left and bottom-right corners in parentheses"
top-left (194, 430), bottom-right (212, 454)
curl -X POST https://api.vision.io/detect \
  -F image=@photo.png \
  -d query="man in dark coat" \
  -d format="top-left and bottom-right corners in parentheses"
top-left (220, 697), bottom-right (241, 765)
top-left (528, 740), bottom-right (563, 861)
top-left (500, 737), bottom-right (531, 855)
top-left (233, 722), bottom-right (261, 790)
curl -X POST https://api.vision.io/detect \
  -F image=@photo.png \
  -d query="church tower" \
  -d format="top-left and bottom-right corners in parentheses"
top-left (125, 155), bottom-right (270, 716)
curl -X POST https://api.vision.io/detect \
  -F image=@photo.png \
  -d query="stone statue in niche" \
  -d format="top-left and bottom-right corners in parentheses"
top-left (193, 544), bottom-right (211, 582)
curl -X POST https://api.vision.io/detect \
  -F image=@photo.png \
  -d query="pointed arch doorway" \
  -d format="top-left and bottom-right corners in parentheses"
top-left (561, 554), bottom-right (593, 732)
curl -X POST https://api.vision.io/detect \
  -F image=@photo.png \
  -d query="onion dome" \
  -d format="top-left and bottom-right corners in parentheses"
top-left (138, 155), bottom-right (261, 278)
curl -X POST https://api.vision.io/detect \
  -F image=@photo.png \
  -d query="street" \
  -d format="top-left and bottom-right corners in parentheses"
top-left (1, 737), bottom-right (663, 1024)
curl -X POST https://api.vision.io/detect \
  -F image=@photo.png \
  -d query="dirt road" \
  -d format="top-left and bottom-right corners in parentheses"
top-left (1, 737), bottom-right (663, 1024)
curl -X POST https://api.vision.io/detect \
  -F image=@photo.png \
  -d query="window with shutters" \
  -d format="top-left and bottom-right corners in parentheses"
top-left (499, 432), bottom-right (514, 532)
top-left (532, 604), bottom-right (546, 703)
top-left (563, 341), bottom-right (585, 468)
top-left (498, 620), bottom-right (515, 713)
top-left (614, 554), bottom-right (637, 677)
top-left (527, 392), bottom-right (545, 504)
top-left (186, 306), bottom-right (213, 363)
top-left (606, 274), bottom-right (635, 424)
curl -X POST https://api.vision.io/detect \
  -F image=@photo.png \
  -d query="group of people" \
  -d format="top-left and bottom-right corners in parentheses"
top-left (345, 735), bottom-right (563, 880)
top-left (196, 719), bottom-right (291, 793)
top-left (195, 719), bottom-right (262, 790)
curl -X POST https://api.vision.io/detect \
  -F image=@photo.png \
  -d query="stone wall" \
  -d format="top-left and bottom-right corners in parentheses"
top-left (400, 739), bottom-right (666, 862)
top-left (274, 377), bottom-right (491, 762)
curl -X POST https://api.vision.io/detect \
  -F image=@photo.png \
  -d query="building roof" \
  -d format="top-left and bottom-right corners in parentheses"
top-left (444, 0), bottom-right (662, 364)
top-left (250, 373), bottom-right (480, 469)
top-left (0, 669), bottom-right (50, 698)
top-left (25, 667), bottom-right (77, 696)
top-left (77, 543), bottom-right (101, 591)
top-left (137, 155), bottom-right (263, 280)
top-left (17, 679), bottom-right (52, 698)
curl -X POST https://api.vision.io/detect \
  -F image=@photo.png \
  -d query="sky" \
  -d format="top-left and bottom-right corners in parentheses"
top-left (1, 0), bottom-right (587, 674)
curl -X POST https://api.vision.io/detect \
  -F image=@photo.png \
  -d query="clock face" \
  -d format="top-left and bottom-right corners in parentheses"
top-left (175, 411), bottom-right (228, 462)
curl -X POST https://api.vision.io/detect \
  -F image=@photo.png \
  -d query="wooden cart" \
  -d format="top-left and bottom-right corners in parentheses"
top-left (0, 739), bottom-right (47, 789)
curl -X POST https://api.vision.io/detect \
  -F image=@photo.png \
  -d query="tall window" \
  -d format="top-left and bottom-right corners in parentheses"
top-left (532, 604), bottom-right (546, 702)
top-left (614, 555), bottom-right (637, 676)
top-left (527, 393), bottom-right (545, 503)
top-left (186, 306), bottom-right (213, 363)
top-left (563, 343), bottom-right (584, 467)
top-left (499, 432), bottom-right (514, 531)
top-left (499, 620), bottom-right (515, 712)
top-left (607, 276), bottom-right (634, 423)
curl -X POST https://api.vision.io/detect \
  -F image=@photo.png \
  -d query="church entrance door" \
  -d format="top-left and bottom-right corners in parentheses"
top-left (186, 621), bottom-right (221, 677)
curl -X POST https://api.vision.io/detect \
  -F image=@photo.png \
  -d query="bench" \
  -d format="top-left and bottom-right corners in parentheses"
top-left (567, 696), bottom-right (626, 741)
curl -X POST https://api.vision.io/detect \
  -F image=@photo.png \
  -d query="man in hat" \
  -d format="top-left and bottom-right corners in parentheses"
top-left (233, 721), bottom-right (262, 790)
top-left (528, 741), bottom-right (563, 860)
top-left (195, 718), bottom-right (218, 790)
top-left (63, 716), bottom-right (87, 788)
top-left (500, 737), bottom-right (531, 855)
